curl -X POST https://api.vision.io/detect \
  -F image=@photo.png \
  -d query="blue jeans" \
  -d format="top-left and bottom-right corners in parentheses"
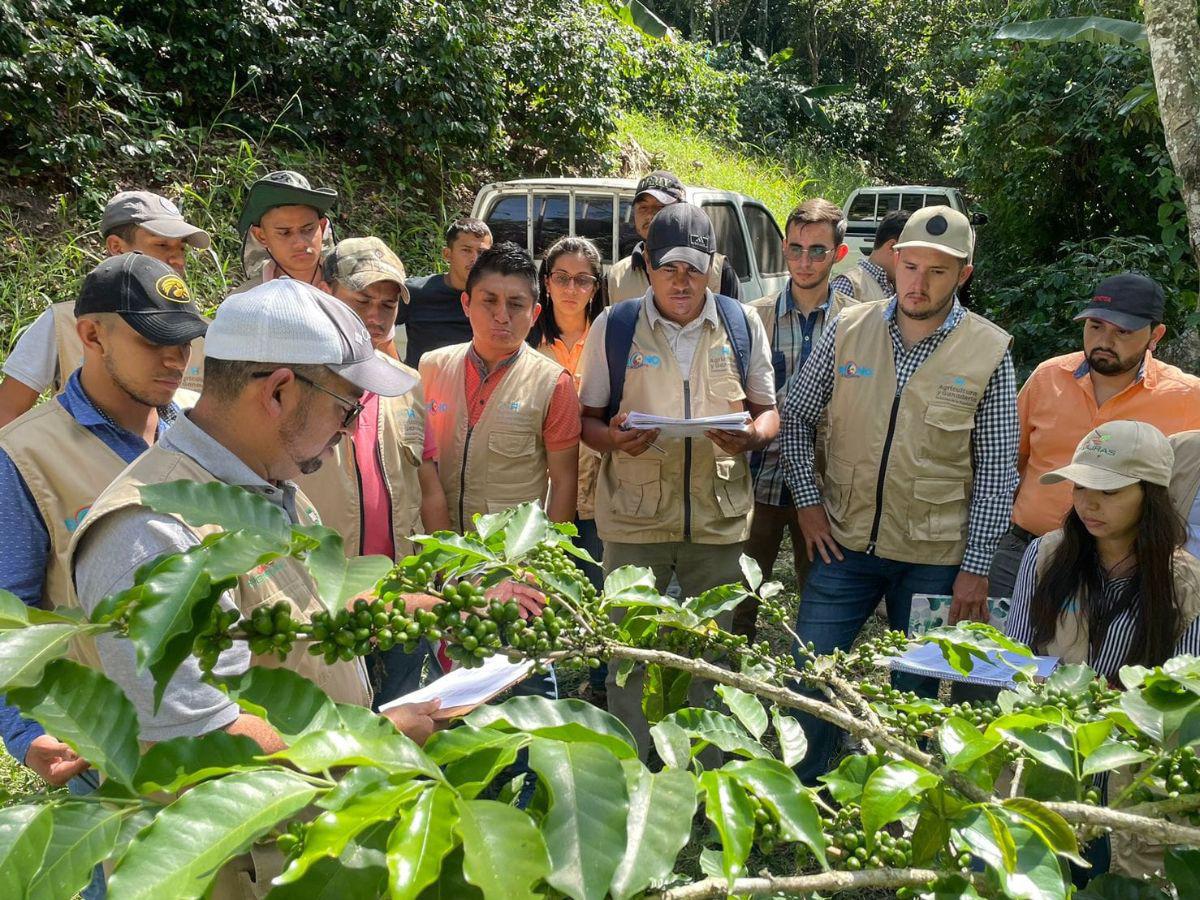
top-left (69, 770), bottom-right (106, 898)
top-left (791, 549), bottom-right (959, 785)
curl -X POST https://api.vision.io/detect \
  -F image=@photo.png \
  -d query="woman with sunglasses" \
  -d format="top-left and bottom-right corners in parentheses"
top-left (530, 236), bottom-right (609, 702)
top-left (1005, 420), bottom-right (1200, 880)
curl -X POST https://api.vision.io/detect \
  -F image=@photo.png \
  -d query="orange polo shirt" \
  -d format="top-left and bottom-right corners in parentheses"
top-left (1012, 350), bottom-right (1200, 536)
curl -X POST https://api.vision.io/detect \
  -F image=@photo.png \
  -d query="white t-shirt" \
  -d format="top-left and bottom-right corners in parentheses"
top-left (2, 308), bottom-right (58, 392)
top-left (578, 289), bottom-right (776, 409)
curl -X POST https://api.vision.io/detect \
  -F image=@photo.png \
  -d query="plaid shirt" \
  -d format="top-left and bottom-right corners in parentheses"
top-left (830, 258), bottom-right (892, 299)
top-left (750, 286), bottom-right (834, 506)
top-left (780, 298), bottom-right (1019, 575)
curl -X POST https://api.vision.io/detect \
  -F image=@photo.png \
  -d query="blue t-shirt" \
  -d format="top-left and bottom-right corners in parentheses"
top-left (0, 371), bottom-right (176, 764)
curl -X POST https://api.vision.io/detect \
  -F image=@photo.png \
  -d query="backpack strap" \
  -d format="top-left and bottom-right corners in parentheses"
top-left (713, 293), bottom-right (752, 389)
top-left (604, 299), bottom-right (643, 423)
top-left (604, 294), bottom-right (753, 423)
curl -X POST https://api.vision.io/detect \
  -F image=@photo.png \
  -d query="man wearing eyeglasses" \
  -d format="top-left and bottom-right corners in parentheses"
top-left (70, 279), bottom-right (444, 763)
top-left (737, 199), bottom-right (857, 639)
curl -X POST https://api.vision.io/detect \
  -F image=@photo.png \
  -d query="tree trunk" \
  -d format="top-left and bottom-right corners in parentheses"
top-left (1144, 0), bottom-right (1200, 304)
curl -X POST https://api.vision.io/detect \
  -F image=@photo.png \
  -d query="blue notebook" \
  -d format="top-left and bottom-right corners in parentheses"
top-left (887, 642), bottom-right (1059, 687)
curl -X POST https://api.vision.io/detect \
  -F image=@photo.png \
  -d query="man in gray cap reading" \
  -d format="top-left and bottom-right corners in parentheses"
top-left (70, 278), bottom-right (442, 756)
top-left (0, 190), bottom-right (211, 426)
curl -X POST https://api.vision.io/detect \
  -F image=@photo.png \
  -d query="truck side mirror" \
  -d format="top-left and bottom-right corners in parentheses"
top-left (970, 212), bottom-right (989, 227)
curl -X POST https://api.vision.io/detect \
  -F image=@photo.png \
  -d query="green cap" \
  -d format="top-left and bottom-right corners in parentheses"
top-left (324, 237), bottom-right (410, 302)
top-left (237, 170), bottom-right (338, 237)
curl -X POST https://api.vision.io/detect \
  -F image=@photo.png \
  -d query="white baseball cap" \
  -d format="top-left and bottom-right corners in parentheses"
top-left (1040, 420), bottom-right (1174, 490)
top-left (205, 279), bottom-right (417, 397)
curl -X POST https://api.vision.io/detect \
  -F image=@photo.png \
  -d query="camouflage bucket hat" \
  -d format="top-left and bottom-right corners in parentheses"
top-left (324, 237), bottom-right (410, 302)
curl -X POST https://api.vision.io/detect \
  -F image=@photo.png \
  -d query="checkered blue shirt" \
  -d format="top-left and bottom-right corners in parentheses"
top-left (780, 298), bottom-right (1019, 575)
top-left (831, 258), bottom-right (892, 299)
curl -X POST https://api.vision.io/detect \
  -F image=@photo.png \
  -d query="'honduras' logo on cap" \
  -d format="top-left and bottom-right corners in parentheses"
top-left (837, 361), bottom-right (873, 378)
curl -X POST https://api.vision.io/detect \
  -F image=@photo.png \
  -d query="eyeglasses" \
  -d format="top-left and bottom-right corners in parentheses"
top-left (784, 244), bottom-right (833, 262)
top-left (548, 271), bottom-right (599, 291)
top-left (252, 370), bottom-right (364, 429)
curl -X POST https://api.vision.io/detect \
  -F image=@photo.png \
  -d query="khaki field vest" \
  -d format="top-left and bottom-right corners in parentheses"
top-left (1170, 430), bottom-right (1200, 526)
top-left (824, 301), bottom-right (1011, 565)
top-left (298, 368), bottom-right (426, 559)
top-left (67, 445), bottom-right (371, 708)
top-left (420, 343), bottom-right (563, 534)
top-left (749, 288), bottom-right (857, 480)
top-left (0, 400), bottom-right (133, 669)
top-left (595, 302), bottom-right (753, 545)
top-left (840, 264), bottom-right (889, 303)
top-left (1032, 529), bottom-right (1200, 666)
top-left (51, 301), bottom-right (205, 394)
top-left (607, 251), bottom-right (726, 304)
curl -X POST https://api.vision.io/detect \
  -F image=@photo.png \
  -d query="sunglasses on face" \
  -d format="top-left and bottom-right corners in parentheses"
top-left (548, 271), bottom-right (599, 291)
top-left (784, 244), bottom-right (833, 262)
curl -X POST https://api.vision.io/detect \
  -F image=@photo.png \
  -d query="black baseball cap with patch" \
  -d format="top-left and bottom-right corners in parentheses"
top-left (75, 253), bottom-right (209, 345)
top-left (645, 202), bottom-right (715, 272)
top-left (634, 171), bottom-right (685, 205)
top-left (1074, 272), bottom-right (1165, 331)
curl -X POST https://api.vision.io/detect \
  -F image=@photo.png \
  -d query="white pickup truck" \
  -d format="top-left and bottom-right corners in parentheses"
top-left (471, 178), bottom-right (789, 302)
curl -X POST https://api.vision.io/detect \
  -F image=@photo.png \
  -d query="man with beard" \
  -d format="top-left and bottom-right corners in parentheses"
top-left (737, 198), bottom-right (857, 639)
top-left (70, 278), bottom-right (441, 761)
top-left (779, 206), bottom-right (1019, 783)
top-left (0, 254), bottom-right (207, 898)
top-left (1000, 273), bottom-right (1200, 597)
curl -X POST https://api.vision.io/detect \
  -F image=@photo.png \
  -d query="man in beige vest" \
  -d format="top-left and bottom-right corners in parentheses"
top-left (1171, 430), bottom-right (1200, 559)
top-left (607, 171), bottom-right (741, 303)
top-left (0, 253), bottom-right (206, 793)
top-left (830, 209), bottom-right (908, 302)
top-left (779, 205), bottom-right (1019, 783)
top-left (299, 237), bottom-right (451, 704)
top-left (70, 279), bottom-right (440, 759)
top-left (0, 191), bottom-right (210, 427)
top-left (420, 243), bottom-right (581, 533)
top-left (231, 170), bottom-right (338, 296)
top-left (740, 198), bottom-right (857, 639)
top-left (579, 203), bottom-right (778, 758)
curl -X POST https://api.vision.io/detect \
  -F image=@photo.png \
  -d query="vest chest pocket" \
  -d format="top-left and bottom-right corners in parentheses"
top-left (487, 431), bottom-right (537, 494)
top-left (907, 477), bottom-right (968, 543)
top-left (611, 456), bottom-right (662, 520)
top-left (710, 374), bottom-right (747, 407)
top-left (713, 456), bottom-right (752, 518)
top-left (921, 404), bottom-right (975, 467)
top-left (823, 453), bottom-right (854, 522)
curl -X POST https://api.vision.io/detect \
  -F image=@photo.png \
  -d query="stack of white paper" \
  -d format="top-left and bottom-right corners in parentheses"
top-left (378, 654), bottom-right (534, 720)
top-left (624, 411), bottom-right (751, 438)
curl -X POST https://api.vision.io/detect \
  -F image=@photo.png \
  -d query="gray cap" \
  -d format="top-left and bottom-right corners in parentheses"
top-left (101, 191), bottom-right (210, 249)
top-left (204, 279), bottom-right (416, 397)
top-left (645, 202), bottom-right (716, 272)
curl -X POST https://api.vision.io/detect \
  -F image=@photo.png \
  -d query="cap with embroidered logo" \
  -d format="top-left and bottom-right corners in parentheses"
top-left (634, 171), bottom-right (685, 205)
top-left (75, 253), bottom-right (208, 346)
top-left (1040, 420), bottom-right (1174, 490)
top-left (1073, 272), bottom-right (1165, 332)
top-left (204, 279), bottom-right (415, 397)
top-left (645, 202), bottom-right (715, 273)
top-left (894, 205), bottom-right (974, 265)
top-left (102, 191), bottom-right (210, 249)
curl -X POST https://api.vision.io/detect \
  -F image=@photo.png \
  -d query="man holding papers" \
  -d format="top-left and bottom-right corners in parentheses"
top-left (577, 202), bottom-right (778, 757)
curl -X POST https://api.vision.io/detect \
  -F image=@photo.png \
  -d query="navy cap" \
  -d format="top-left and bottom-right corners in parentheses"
top-left (1074, 273), bottom-right (1165, 331)
top-left (645, 203), bottom-right (716, 273)
top-left (634, 171), bottom-right (685, 205)
top-left (75, 253), bottom-right (208, 345)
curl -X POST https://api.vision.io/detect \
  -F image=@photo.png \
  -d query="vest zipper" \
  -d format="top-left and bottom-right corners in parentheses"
top-left (683, 380), bottom-right (693, 540)
top-left (867, 389), bottom-right (903, 555)
top-left (351, 446), bottom-right (366, 556)
top-left (459, 426), bottom-right (473, 532)
top-left (375, 411), bottom-right (394, 553)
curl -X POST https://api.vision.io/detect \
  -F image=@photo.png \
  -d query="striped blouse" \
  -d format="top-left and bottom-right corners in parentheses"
top-left (1005, 536), bottom-right (1200, 681)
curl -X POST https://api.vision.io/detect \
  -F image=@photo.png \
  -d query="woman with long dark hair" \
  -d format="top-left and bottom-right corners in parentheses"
top-left (530, 236), bottom-right (609, 703)
top-left (1005, 420), bottom-right (1200, 879)
top-left (1006, 420), bottom-right (1200, 676)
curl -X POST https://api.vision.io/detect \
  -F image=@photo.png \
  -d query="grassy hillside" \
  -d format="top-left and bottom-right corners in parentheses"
top-left (617, 113), bottom-right (867, 224)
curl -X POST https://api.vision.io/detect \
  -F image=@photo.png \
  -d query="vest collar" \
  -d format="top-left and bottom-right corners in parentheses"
top-left (645, 288), bottom-right (719, 332)
top-left (883, 296), bottom-right (966, 336)
top-left (467, 341), bottom-right (525, 378)
top-left (779, 284), bottom-right (834, 318)
top-left (1071, 350), bottom-right (1152, 386)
